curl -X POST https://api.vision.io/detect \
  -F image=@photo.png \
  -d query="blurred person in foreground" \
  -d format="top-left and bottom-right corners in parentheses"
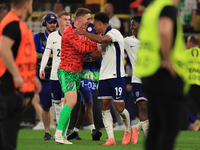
top-left (135, 0), bottom-right (189, 149)
top-left (0, 0), bottom-right (41, 149)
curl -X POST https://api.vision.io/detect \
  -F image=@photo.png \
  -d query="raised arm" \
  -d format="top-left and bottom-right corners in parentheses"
top-left (65, 31), bottom-right (98, 54)
top-left (74, 28), bottom-right (112, 43)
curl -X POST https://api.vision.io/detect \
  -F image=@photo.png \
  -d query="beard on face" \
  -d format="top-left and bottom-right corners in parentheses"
top-left (47, 26), bottom-right (56, 33)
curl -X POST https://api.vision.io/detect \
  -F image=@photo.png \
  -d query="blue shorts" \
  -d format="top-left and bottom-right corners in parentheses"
top-left (51, 80), bottom-right (64, 103)
top-left (39, 81), bottom-right (52, 109)
top-left (132, 83), bottom-right (148, 103)
top-left (79, 89), bottom-right (93, 105)
top-left (98, 77), bottom-right (126, 102)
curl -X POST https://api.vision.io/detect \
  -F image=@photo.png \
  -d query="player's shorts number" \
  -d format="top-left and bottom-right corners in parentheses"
top-left (115, 87), bottom-right (122, 96)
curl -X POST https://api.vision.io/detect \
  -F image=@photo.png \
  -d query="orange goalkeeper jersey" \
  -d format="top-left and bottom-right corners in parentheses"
top-left (59, 23), bottom-right (97, 73)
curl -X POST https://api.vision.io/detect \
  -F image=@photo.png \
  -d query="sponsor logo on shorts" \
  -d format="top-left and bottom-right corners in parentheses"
top-left (68, 82), bottom-right (73, 87)
top-left (51, 93), bottom-right (54, 98)
top-left (136, 91), bottom-right (139, 97)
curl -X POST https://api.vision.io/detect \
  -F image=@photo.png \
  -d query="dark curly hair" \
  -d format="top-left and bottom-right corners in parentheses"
top-left (131, 16), bottom-right (141, 23)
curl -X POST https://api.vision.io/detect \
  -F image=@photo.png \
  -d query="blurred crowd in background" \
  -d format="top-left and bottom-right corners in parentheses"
top-left (1, 0), bottom-right (200, 36)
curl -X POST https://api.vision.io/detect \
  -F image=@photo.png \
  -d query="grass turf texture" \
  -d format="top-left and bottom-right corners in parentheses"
top-left (17, 130), bottom-right (200, 150)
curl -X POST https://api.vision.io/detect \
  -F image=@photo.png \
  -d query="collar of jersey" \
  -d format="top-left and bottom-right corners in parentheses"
top-left (58, 30), bottom-right (62, 36)
top-left (104, 25), bottom-right (112, 35)
top-left (71, 22), bottom-right (76, 29)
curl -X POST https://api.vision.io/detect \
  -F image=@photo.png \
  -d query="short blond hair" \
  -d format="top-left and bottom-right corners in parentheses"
top-left (57, 11), bottom-right (70, 18)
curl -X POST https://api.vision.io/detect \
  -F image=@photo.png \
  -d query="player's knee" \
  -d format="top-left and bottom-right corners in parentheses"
top-left (101, 103), bottom-right (110, 110)
top-left (69, 101), bottom-right (76, 108)
top-left (67, 99), bottom-right (77, 108)
top-left (116, 107), bottom-right (124, 113)
top-left (100, 99), bottom-right (111, 110)
top-left (115, 102), bottom-right (125, 113)
top-left (138, 101), bottom-right (147, 113)
top-left (79, 104), bottom-right (85, 113)
top-left (101, 104), bottom-right (109, 110)
top-left (85, 101), bottom-right (93, 110)
top-left (43, 108), bottom-right (50, 112)
top-left (31, 100), bottom-right (35, 105)
top-left (31, 95), bottom-right (39, 105)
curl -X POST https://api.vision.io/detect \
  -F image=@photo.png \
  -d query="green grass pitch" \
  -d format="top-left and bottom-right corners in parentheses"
top-left (17, 130), bottom-right (200, 150)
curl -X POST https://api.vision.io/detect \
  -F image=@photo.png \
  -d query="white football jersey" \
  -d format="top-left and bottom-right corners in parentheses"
top-left (99, 27), bottom-right (125, 80)
top-left (41, 30), bottom-right (62, 80)
top-left (124, 35), bottom-right (141, 83)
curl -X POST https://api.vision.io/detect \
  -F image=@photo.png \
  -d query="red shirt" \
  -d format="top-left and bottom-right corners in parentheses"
top-left (59, 23), bottom-right (97, 73)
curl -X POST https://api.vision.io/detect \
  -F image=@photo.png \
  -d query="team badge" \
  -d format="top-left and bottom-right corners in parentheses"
top-left (87, 27), bottom-right (93, 32)
top-left (68, 82), bottom-right (73, 87)
top-left (50, 15), bottom-right (55, 19)
top-left (136, 91), bottom-right (139, 97)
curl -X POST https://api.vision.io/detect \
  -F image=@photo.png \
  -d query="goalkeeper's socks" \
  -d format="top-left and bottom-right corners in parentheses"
top-left (57, 104), bottom-right (72, 136)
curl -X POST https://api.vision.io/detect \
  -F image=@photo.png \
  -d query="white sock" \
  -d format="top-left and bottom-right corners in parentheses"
top-left (73, 127), bottom-right (79, 132)
top-left (135, 121), bottom-right (142, 131)
top-left (118, 108), bottom-right (131, 132)
top-left (88, 124), bottom-right (95, 133)
top-left (102, 109), bottom-right (114, 139)
top-left (54, 102), bottom-right (63, 124)
top-left (141, 120), bottom-right (149, 138)
top-left (194, 120), bottom-right (199, 125)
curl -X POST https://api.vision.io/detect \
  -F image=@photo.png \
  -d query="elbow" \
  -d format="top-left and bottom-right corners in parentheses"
top-left (93, 36), bottom-right (104, 43)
